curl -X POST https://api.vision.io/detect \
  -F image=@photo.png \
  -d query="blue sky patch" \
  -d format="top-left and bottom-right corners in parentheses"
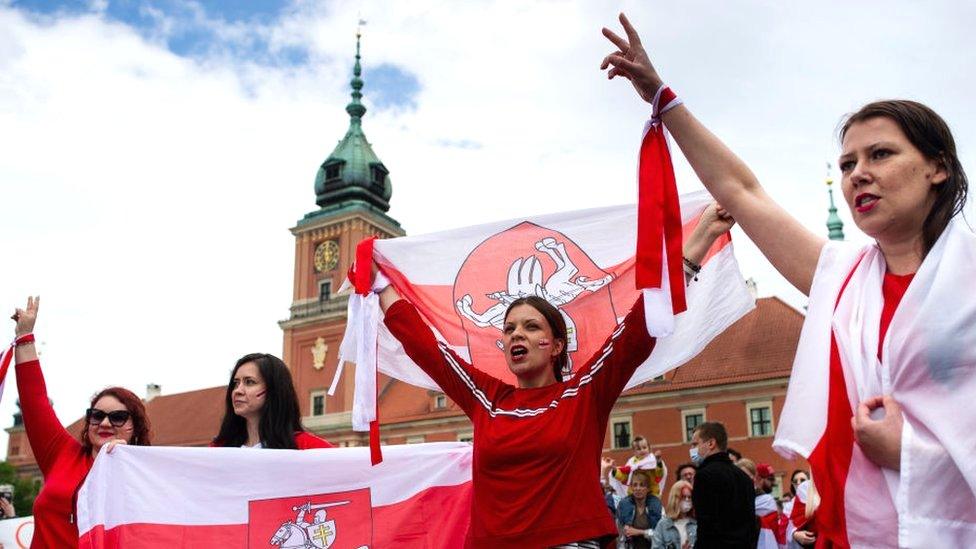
top-left (12, 0), bottom-right (308, 66)
top-left (366, 63), bottom-right (420, 111)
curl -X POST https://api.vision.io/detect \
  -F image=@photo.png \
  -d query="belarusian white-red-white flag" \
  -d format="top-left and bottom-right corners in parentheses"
top-left (337, 190), bottom-right (755, 456)
top-left (77, 443), bottom-right (472, 548)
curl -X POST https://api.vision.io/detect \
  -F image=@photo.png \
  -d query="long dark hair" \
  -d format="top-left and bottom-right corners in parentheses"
top-left (214, 353), bottom-right (305, 449)
top-left (79, 387), bottom-right (152, 454)
top-left (840, 100), bottom-right (969, 255)
top-left (503, 296), bottom-right (569, 382)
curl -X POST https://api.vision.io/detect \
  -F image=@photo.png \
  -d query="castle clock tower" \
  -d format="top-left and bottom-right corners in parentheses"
top-left (279, 32), bottom-right (404, 444)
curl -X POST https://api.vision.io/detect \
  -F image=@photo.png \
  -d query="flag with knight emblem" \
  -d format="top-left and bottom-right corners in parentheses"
top-left (338, 190), bottom-right (755, 438)
top-left (76, 443), bottom-right (472, 548)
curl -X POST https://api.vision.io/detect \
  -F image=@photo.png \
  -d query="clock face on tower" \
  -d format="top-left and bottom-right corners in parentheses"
top-left (313, 240), bottom-right (340, 273)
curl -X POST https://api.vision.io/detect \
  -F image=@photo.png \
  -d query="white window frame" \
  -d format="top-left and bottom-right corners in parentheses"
top-left (434, 394), bottom-right (447, 410)
top-left (681, 407), bottom-right (706, 443)
top-left (405, 435), bottom-right (425, 445)
top-left (610, 416), bottom-right (633, 450)
top-left (310, 390), bottom-right (327, 417)
top-left (747, 401), bottom-right (775, 438)
top-left (457, 431), bottom-right (474, 443)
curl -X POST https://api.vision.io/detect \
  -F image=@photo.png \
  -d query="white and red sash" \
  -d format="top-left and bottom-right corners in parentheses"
top-left (774, 220), bottom-right (976, 547)
top-left (755, 493), bottom-right (781, 549)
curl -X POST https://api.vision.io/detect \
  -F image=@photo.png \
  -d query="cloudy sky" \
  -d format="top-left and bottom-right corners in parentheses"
top-left (2, 0), bottom-right (974, 452)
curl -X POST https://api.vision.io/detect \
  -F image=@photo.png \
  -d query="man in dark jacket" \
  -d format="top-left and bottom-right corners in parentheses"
top-left (690, 422), bottom-right (759, 548)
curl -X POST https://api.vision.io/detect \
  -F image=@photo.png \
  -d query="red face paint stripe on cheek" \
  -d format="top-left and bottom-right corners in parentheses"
top-left (254, 391), bottom-right (266, 398)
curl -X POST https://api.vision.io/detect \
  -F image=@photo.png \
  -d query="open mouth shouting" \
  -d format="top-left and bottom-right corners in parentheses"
top-left (509, 344), bottom-right (528, 363)
top-left (854, 193), bottom-right (880, 213)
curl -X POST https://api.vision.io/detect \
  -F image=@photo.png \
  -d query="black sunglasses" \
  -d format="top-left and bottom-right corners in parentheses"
top-left (86, 408), bottom-right (132, 427)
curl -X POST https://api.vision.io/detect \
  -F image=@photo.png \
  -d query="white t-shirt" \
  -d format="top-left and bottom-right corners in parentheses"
top-left (674, 517), bottom-right (690, 546)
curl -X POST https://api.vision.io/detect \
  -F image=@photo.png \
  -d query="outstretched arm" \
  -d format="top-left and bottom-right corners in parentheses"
top-left (11, 296), bottom-right (76, 472)
top-left (601, 13), bottom-right (824, 295)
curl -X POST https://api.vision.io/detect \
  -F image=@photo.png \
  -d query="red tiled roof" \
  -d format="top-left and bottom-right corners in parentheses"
top-left (627, 296), bottom-right (803, 394)
top-left (66, 385), bottom-right (226, 447)
top-left (62, 298), bottom-right (803, 445)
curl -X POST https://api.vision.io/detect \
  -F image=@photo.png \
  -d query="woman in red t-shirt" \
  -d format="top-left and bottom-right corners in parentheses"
top-left (373, 206), bottom-right (733, 548)
top-left (11, 296), bottom-right (152, 548)
top-left (212, 353), bottom-right (333, 450)
top-left (600, 12), bottom-right (973, 546)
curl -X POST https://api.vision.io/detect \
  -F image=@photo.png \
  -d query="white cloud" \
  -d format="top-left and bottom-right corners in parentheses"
top-left (1, 1), bottom-right (974, 454)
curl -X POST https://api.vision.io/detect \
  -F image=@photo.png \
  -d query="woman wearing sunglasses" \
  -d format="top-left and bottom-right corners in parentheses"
top-left (10, 296), bottom-right (151, 548)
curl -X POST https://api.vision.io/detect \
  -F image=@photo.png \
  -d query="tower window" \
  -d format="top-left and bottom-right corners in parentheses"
top-left (311, 391), bottom-right (326, 417)
top-left (325, 164), bottom-right (341, 180)
top-left (319, 280), bottom-right (332, 302)
top-left (371, 166), bottom-right (385, 184)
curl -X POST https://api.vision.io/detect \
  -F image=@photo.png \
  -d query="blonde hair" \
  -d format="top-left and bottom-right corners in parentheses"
top-left (736, 458), bottom-right (757, 480)
top-left (664, 480), bottom-right (693, 519)
top-left (805, 478), bottom-right (820, 519)
top-left (630, 469), bottom-right (653, 490)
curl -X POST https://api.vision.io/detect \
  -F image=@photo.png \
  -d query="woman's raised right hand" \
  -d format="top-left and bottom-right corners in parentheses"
top-left (600, 13), bottom-right (664, 104)
top-left (11, 296), bottom-right (39, 337)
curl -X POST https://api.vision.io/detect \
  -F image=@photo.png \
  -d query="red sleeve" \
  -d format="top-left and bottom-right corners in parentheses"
top-left (15, 360), bottom-right (78, 474)
top-left (584, 297), bottom-right (657, 414)
top-left (295, 431), bottom-right (335, 449)
top-left (384, 299), bottom-right (504, 418)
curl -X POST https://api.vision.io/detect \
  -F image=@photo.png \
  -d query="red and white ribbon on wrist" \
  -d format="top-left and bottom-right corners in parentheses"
top-left (0, 334), bottom-right (33, 406)
top-left (637, 86), bottom-right (687, 338)
top-left (651, 85), bottom-right (683, 121)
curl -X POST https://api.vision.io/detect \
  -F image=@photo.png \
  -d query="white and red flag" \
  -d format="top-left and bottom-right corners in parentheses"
top-left (337, 190), bottom-right (755, 455)
top-left (77, 442), bottom-right (472, 548)
top-left (773, 220), bottom-right (976, 547)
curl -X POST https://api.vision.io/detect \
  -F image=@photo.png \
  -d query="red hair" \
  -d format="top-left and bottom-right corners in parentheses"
top-left (79, 387), bottom-right (152, 454)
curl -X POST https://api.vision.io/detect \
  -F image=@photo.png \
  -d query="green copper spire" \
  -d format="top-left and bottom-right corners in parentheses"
top-left (826, 165), bottom-right (845, 241)
top-left (346, 31), bottom-right (366, 123)
top-left (311, 30), bottom-right (394, 219)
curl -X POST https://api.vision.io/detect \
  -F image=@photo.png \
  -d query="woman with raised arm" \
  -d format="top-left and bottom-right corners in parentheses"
top-left (10, 297), bottom-right (152, 548)
top-left (373, 206), bottom-right (732, 549)
top-left (212, 353), bottom-right (333, 450)
top-left (601, 13), bottom-right (974, 547)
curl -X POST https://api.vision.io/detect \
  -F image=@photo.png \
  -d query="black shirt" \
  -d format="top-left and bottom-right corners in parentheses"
top-left (692, 452), bottom-right (759, 548)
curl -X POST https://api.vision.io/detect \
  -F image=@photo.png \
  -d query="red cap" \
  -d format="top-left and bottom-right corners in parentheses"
top-left (756, 463), bottom-right (775, 478)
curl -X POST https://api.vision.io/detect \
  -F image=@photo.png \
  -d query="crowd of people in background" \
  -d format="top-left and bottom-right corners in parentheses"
top-left (602, 422), bottom-right (817, 549)
top-left (5, 8), bottom-right (975, 548)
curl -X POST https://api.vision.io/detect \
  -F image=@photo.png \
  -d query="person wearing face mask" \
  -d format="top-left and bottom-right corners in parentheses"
top-left (688, 422), bottom-right (757, 547)
top-left (616, 469), bottom-right (663, 548)
top-left (212, 353), bottom-right (333, 449)
top-left (651, 480), bottom-right (696, 549)
top-left (10, 297), bottom-right (152, 548)
top-left (779, 469), bottom-right (807, 547)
